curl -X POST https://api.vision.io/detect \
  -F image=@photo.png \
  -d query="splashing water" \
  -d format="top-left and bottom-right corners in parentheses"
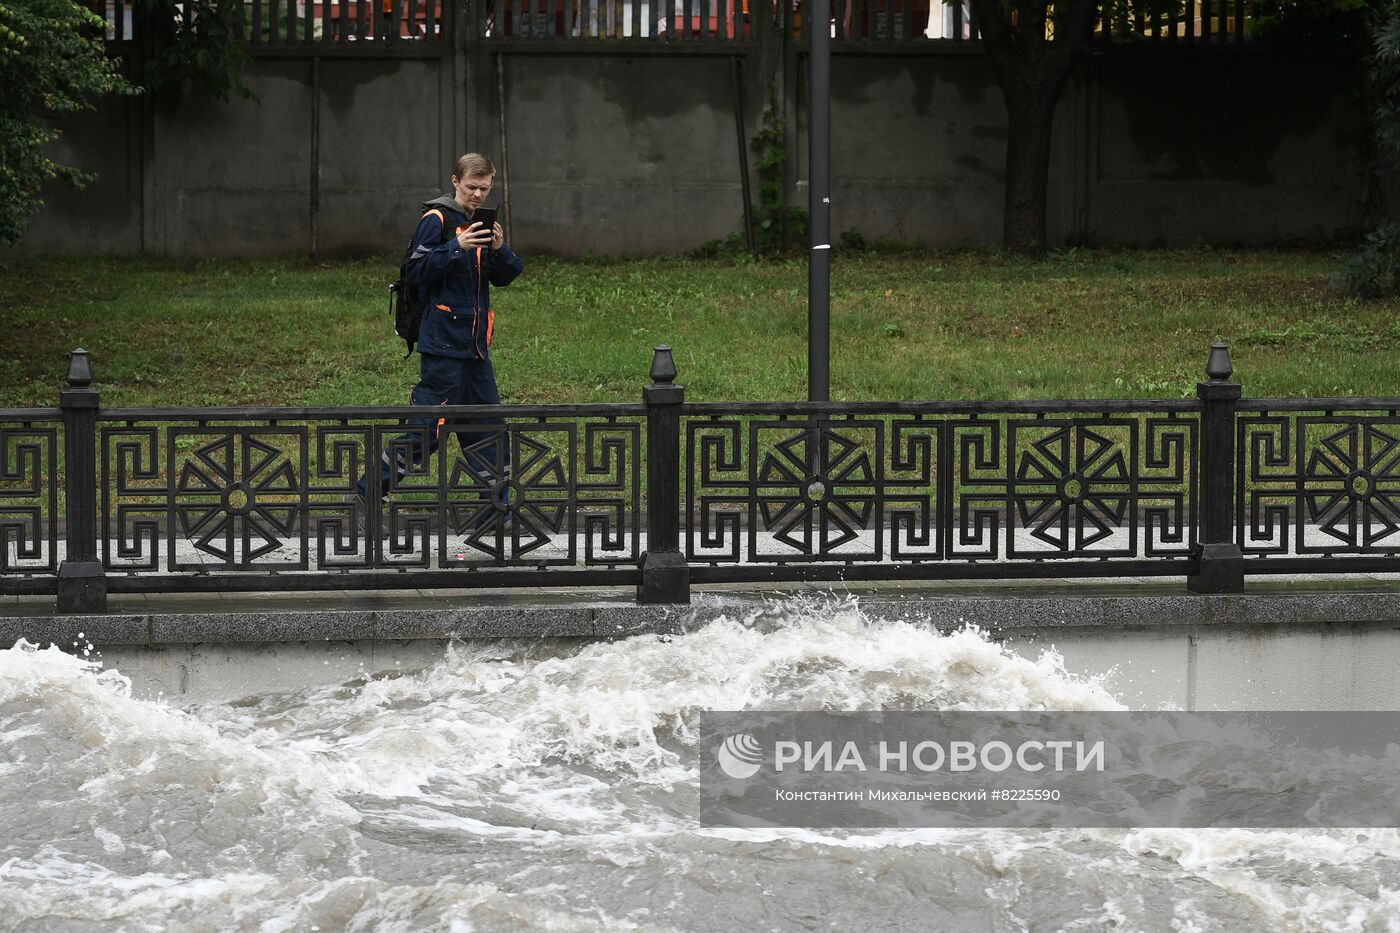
top-left (2, 596), bottom-right (1397, 931)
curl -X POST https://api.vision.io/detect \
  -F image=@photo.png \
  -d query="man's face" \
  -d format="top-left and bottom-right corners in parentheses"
top-left (453, 173), bottom-right (493, 212)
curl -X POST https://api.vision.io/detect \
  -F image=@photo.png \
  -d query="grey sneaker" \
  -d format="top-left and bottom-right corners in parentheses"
top-left (342, 492), bottom-right (366, 536)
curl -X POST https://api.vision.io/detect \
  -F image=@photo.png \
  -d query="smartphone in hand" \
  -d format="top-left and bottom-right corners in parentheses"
top-left (470, 207), bottom-right (497, 235)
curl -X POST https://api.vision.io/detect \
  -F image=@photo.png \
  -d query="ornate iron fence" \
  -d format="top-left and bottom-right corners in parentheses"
top-left (0, 410), bottom-right (61, 580)
top-left (681, 400), bottom-right (1201, 583)
top-left (4, 343), bottom-right (1400, 612)
top-left (1236, 399), bottom-right (1400, 572)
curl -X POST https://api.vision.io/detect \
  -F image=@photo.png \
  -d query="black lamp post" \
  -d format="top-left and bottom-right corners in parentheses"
top-left (807, 0), bottom-right (831, 402)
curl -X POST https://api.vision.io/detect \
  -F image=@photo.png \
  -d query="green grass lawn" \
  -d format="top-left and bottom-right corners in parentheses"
top-left (1, 248), bottom-right (1396, 409)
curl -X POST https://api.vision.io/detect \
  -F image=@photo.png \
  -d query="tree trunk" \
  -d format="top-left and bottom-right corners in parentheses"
top-left (1002, 77), bottom-right (1062, 256)
top-left (967, 0), bottom-right (1095, 257)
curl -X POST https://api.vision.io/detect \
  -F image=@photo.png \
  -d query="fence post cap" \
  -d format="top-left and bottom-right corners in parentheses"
top-left (1205, 342), bottom-right (1233, 382)
top-left (66, 348), bottom-right (93, 389)
top-left (649, 345), bottom-right (677, 385)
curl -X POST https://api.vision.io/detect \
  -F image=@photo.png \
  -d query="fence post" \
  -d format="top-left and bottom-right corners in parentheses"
top-left (638, 345), bottom-right (690, 604)
top-left (57, 348), bottom-right (107, 614)
top-left (1188, 342), bottom-right (1244, 594)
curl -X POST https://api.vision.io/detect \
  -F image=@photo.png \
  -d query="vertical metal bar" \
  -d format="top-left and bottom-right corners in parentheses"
top-left (1184, 0), bottom-right (1194, 39)
top-left (321, 0), bottom-right (332, 42)
top-left (1188, 343), bottom-right (1244, 593)
top-left (254, 0), bottom-right (265, 43)
top-left (407, 0), bottom-right (418, 38)
top-left (1234, 0), bottom-right (1244, 40)
top-left (287, 0), bottom-right (296, 44)
top-left (936, 419), bottom-right (952, 561)
top-left (57, 349), bottom-right (107, 614)
top-left (683, 0), bottom-right (693, 37)
top-left (1201, 0), bottom-right (1211, 39)
top-left (808, 0), bottom-right (830, 402)
top-left (638, 348), bottom-right (689, 604)
top-left (899, 0), bottom-right (909, 39)
top-left (952, 0), bottom-right (962, 41)
top-left (633, 0), bottom-right (642, 37)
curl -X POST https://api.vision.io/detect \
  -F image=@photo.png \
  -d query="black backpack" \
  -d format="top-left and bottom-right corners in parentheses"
top-left (388, 234), bottom-right (425, 358)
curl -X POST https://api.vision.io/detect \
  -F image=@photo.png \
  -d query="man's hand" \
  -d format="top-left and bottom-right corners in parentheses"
top-left (457, 222), bottom-right (494, 250)
top-left (490, 222), bottom-right (504, 251)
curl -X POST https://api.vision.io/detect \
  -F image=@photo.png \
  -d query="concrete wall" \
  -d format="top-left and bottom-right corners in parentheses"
top-left (10, 589), bottom-right (1400, 709)
top-left (73, 619), bottom-right (1400, 710)
top-left (502, 54), bottom-right (758, 256)
top-left (11, 39), bottom-right (1365, 258)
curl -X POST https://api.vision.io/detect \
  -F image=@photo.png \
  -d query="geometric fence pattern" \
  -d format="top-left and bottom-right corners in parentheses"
top-left (686, 409), bottom-right (1199, 566)
top-left (97, 412), bottom-right (642, 573)
top-left (7, 356), bottom-right (1400, 606)
top-left (0, 413), bottom-right (60, 576)
top-left (1238, 409), bottom-right (1400, 556)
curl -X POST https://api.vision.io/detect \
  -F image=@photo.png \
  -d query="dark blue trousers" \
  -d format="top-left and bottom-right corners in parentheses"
top-left (359, 353), bottom-right (509, 497)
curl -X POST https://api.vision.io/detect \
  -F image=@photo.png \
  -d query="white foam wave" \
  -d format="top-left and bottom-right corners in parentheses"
top-left (3, 598), bottom-right (1397, 931)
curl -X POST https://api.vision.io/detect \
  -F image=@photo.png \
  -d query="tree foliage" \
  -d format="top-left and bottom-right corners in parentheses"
top-left (136, 0), bottom-right (252, 105)
top-left (0, 0), bottom-right (137, 246)
top-left (1336, 1), bottom-right (1400, 296)
top-left (1369, 1), bottom-right (1400, 162)
top-left (0, 0), bottom-right (253, 247)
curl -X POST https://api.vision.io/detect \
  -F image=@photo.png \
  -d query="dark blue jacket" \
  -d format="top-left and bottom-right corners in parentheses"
top-left (408, 195), bottom-right (524, 361)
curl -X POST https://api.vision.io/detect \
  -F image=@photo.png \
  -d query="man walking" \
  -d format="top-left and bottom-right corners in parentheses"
top-left (351, 153), bottom-right (524, 543)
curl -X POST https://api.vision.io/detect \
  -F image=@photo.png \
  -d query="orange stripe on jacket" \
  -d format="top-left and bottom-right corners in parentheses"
top-left (473, 248), bottom-right (484, 356)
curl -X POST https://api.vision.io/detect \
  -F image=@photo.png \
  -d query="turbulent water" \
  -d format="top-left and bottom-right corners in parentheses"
top-left (2, 597), bottom-right (1398, 932)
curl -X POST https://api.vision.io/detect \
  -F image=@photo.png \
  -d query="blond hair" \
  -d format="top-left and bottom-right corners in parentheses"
top-left (454, 153), bottom-right (496, 180)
